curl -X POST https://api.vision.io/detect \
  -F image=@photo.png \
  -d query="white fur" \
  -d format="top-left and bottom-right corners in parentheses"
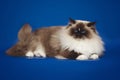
top-left (58, 27), bottom-right (104, 57)
top-left (76, 55), bottom-right (88, 60)
top-left (25, 51), bottom-right (34, 57)
top-left (76, 20), bottom-right (90, 23)
top-left (69, 20), bottom-right (90, 27)
top-left (55, 55), bottom-right (67, 59)
top-left (34, 45), bottom-right (46, 58)
top-left (89, 54), bottom-right (99, 60)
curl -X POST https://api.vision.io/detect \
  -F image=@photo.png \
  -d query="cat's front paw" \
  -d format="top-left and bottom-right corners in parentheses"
top-left (25, 51), bottom-right (34, 57)
top-left (89, 54), bottom-right (99, 60)
top-left (34, 49), bottom-right (46, 58)
top-left (76, 55), bottom-right (88, 60)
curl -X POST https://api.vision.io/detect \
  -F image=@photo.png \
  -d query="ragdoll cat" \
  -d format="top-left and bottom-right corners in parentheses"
top-left (6, 18), bottom-right (104, 60)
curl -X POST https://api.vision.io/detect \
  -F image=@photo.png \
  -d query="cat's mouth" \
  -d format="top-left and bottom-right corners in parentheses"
top-left (69, 28), bottom-right (91, 39)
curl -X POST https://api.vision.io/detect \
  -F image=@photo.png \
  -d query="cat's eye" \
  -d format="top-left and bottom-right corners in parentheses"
top-left (74, 30), bottom-right (79, 33)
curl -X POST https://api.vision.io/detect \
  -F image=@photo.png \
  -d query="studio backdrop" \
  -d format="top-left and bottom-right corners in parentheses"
top-left (0, 0), bottom-right (120, 80)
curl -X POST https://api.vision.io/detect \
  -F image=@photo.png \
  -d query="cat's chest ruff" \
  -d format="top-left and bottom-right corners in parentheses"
top-left (58, 29), bottom-right (104, 56)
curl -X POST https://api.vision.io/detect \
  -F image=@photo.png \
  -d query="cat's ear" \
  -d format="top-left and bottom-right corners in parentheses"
top-left (69, 17), bottom-right (76, 24)
top-left (87, 22), bottom-right (96, 27)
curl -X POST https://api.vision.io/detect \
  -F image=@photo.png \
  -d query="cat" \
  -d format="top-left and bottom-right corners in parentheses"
top-left (6, 18), bottom-right (105, 60)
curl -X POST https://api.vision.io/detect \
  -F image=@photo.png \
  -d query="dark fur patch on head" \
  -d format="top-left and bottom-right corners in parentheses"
top-left (76, 23), bottom-right (85, 28)
top-left (69, 23), bottom-right (91, 39)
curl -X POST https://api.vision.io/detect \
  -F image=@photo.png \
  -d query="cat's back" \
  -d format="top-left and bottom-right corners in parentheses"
top-left (33, 26), bottom-right (62, 36)
top-left (32, 26), bottom-right (64, 56)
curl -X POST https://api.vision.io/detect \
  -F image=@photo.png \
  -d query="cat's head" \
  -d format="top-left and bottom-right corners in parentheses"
top-left (66, 18), bottom-right (97, 39)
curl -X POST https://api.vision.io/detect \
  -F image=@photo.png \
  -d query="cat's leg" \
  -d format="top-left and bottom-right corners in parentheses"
top-left (89, 53), bottom-right (99, 60)
top-left (33, 45), bottom-right (46, 58)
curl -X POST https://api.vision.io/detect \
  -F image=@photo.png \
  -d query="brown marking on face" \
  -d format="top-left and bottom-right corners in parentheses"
top-left (76, 23), bottom-right (85, 28)
top-left (69, 23), bottom-right (91, 39)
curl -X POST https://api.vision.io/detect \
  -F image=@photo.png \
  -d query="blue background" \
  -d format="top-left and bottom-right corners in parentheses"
top-left (0, 0), bottom-right (120, 80)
